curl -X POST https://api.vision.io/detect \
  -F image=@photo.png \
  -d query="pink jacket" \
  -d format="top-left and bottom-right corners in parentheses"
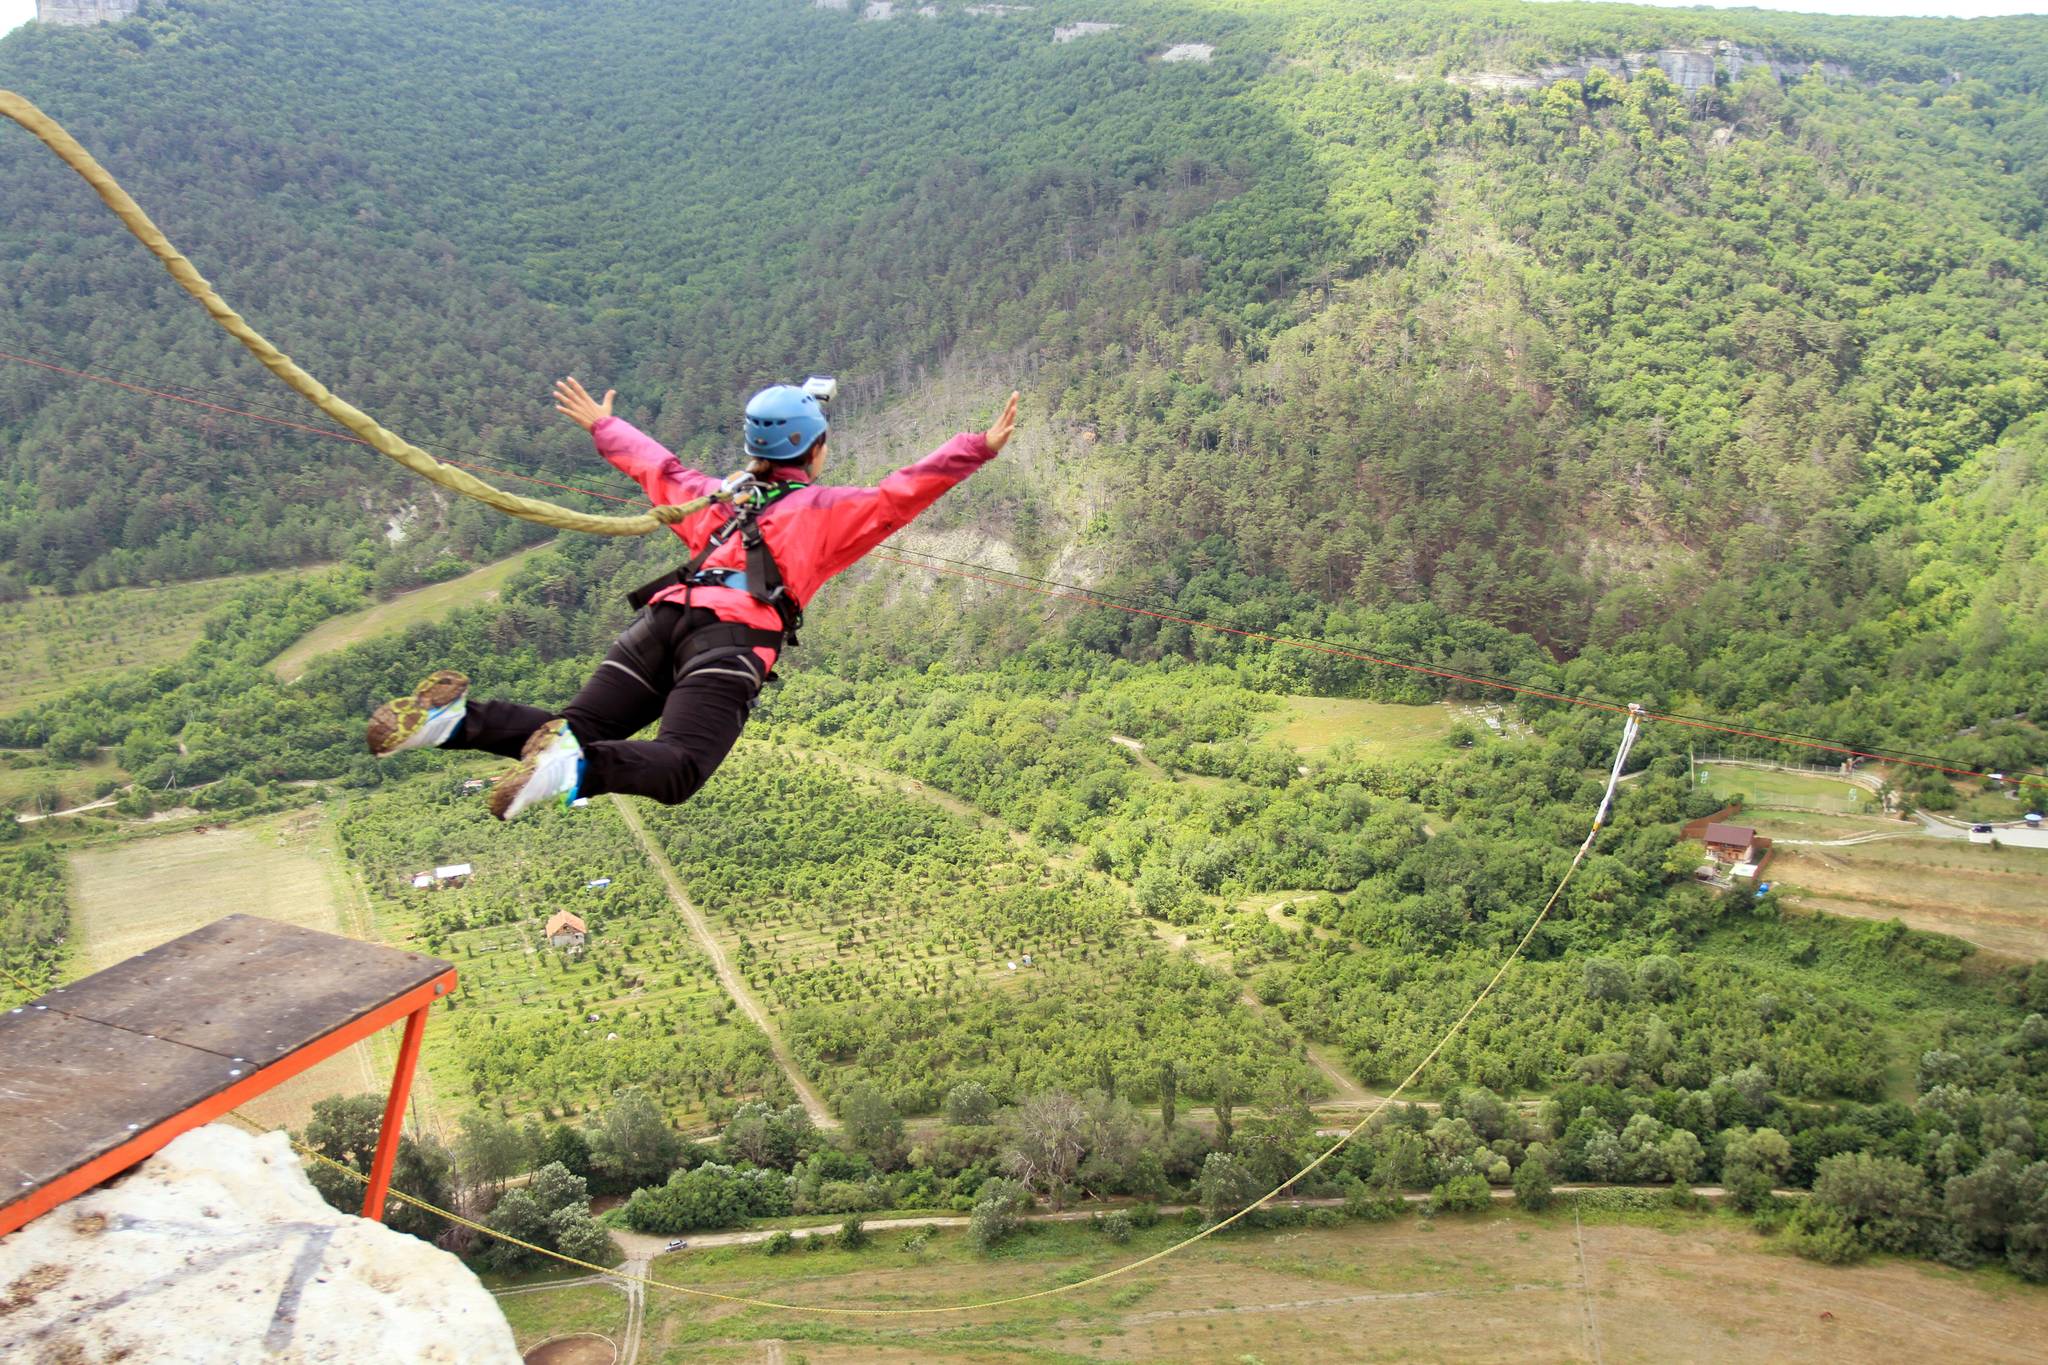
top-left (592, 416), bottom-right (995, 665)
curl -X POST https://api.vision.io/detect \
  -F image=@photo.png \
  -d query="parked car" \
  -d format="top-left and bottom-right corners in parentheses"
top-left (1972, 824), bottom-right (1994, 834)
top-left (666, 1239), bottom-right (688, 1252)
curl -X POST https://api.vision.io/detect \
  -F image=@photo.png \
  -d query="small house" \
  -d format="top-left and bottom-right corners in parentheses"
top-left (585, 877), bottom-right (612, 891)
top-left (1701, 823), bottom-right (1759, 865)
top-left (546, 910), bottom-right (588, 950)
top-left (434, 863), bottom-right (473, 887)
top-left (410, 872), bottom-right (434, 890)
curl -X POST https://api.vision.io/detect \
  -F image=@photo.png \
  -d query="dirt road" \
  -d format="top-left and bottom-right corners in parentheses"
top-left (611, 796), bottom-right (837, 1130)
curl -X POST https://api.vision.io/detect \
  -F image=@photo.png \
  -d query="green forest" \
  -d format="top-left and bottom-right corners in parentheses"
top-left (6, 0), bottom-right (2048, 1299)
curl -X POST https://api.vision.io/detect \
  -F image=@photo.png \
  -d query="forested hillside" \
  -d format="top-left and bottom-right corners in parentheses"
top-left (4, 0), bottom-right (2047, 764)
top-left (9, 0), bottom-right (2048, 1294)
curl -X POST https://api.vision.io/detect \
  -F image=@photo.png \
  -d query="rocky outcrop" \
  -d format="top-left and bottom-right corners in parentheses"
top-left (0, 1125), bottom-right (518, 1364)
top-left (34, 0), bottom-right (140, 24)
top-left (1453, 42), bottom-right (1857, 95)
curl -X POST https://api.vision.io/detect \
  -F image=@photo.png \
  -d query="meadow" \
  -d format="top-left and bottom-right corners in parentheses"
top-left (1258, 696), bottom-right (1468, 761)
top-left (486, 1209), bottom-right (2048, 1363)
top-left (1696, 763), bottom-right (1881, 816)
top-left (0, 568), bottom-right (311, 715)
top-left (1771, 838), bottom-right (2048, 961)
top-left (268, 543), bottom-right (553, 681)
top-left (0, 748), bottom-right (127, 816)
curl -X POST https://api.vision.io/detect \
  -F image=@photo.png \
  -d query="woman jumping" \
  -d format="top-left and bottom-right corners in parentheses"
top-left (365, 376), bottom-right (1019, 819)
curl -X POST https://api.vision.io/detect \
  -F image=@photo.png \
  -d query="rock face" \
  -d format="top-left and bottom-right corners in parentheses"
top-left (1453, 42), bottom-right (1857, 95)
top-left (0, 1125), bottom-right (519, 1364)
top-left (34, 0), bottom-right (141, 24)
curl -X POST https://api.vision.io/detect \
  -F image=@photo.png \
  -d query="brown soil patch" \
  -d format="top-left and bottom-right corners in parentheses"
top-left (1773, 843), bottom-right (2048, 959)
top-left (523, 1334), bottom-right (616, 1365)
top-left (663, 1216), bottom-right (2048, 1363)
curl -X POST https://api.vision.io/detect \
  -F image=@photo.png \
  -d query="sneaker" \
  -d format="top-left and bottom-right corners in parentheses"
top-left (367, 671), bottom-right (470, 757)
top-left (488, 720), bottom-right (584, 821)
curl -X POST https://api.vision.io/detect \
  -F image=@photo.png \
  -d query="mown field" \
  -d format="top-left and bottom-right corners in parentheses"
top-left (487, 1211), bottom-right (2048, 1363)
top-left (1772, 838), bottom-right (2048, 960)
top-left (495, 1281), bottom-right (629, 1359)
top-left (0, 749), bottom-right (128, 816)
top-left (1259, 697), bottom-right (1465, 761)
top-left (1697, 763), bottom-right (1881, 816)
top-left (335, 770), bottom-right (787, 1130)
top-left (64, 808), bottom-right (384, 1130)
top-left (268, 543), bottom-right (551, 681)
top-left (0, 569), bottom-right (313, 715)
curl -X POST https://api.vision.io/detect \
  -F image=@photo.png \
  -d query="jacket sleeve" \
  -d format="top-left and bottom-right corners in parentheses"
top-left (591, 416), bottom-right (719, 504)
top-left (813, 433), bottom-right (996, 577)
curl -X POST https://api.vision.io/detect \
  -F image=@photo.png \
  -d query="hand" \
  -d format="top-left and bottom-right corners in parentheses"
top-left (553, 376), bottom-right (615, 432)
top-left (984, 390), bottom-right (1019, 454)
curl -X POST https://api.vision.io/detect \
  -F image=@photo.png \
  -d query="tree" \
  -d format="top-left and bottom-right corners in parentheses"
top-left (838, 1215), bottom-right (870, 1251)
top-left (1212, 1062), bottom-right (1240, 1148)
top-left (1719, 1126), bottom-right (1790, 1212)
top-left (1515, 1145), bottom-right (1556, 1211)
top-left (1801, 1152), bottom-right (1935, 1257)
top-left (587, 1090), bottom-right (685, 1192)
top-left (944, 1082), bottom-right (996, 1127)
top-left (1197, 1151), bottom-right (1263, 1222)
top-left (456, 1111), bottom-right (528, 1196)
top-left (842, 1083), bottom-right (907, 1171)
top-left (298, 1094), bottom-right (453, 1243)
top-left (527, 1161), bottom-right (590, 1217)
top-left (1001, 1092), bottom-right (1088, 1211)
top-left (1159, 1061), bottom-right (1178, 1134)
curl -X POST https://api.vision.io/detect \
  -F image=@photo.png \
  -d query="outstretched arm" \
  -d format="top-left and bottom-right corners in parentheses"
top-left (553, 375), bottom-right (717, 502)
top-left (815, 390), bottom-right (1019, 575)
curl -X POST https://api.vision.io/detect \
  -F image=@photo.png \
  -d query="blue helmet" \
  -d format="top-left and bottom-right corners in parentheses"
top-left (743, 384), bottom-right (829, 464)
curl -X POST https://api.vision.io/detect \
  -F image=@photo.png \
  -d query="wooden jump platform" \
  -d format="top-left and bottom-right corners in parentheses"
top-left (0, 914), bottom-right (455, 1237)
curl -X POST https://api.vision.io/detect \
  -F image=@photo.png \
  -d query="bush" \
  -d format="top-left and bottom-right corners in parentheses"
top-left (1130, 1202), bottom-right (1160, 1229)
top-left (969, 1178), bottom-right (1028, 1253)
top-left (1429, 1174), bottom-right (1492, 1215)
top-left (762, 1230), bottom-right (795, 1256)
top-left (1102, 1210), bottom-right (1133, 1244)
top-left (838, 1216), bottom-right (870, 1251)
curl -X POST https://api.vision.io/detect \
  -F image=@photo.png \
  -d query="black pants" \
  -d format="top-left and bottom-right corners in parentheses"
top-left (449, 605), bottom-right (761, 805)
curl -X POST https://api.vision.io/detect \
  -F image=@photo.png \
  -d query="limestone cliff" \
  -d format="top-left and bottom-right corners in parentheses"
top-left (0, 1125), bottom-right (519, 1364)
top-left (35, 0), bottom-right (142, 25)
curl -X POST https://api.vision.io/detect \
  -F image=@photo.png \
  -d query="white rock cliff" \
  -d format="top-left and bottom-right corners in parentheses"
top-left (0, 1124), bottom-right (519, 1364)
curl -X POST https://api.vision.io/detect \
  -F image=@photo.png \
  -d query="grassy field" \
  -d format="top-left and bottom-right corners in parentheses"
top-left (0, 750), bottom-right (128, 816)
top-left (1260, 697), bottom-right (1468, 761)
top-left (495, 1281), bottom-right (628, 1357)
top-left (476, 1210), bottom-right (2048, 1362)
top-left (1772, 837), bottom-right (2048, 960)
top-left (0, 568), bottom-right (311, 716)
top-left (1698, 763), bottom-right (1880, 816)
top-left (269, 542), bottom-right (552, 681)
top-left (66, 809), bottom-right (385, 1130)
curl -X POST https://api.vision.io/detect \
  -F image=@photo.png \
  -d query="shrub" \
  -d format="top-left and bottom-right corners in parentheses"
top-left (762, 1230), bottom-right (794, 1256)
top-left (1102, 1210), bottom-right (1133, 1244)
top-left (838, 1216), bottom-right (870, 1251)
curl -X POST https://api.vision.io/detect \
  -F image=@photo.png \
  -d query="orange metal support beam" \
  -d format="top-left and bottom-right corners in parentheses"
top-left (0, 967), bottom-right (455, 1238)
top-left (361, 1004), bottom-right (429, 1221)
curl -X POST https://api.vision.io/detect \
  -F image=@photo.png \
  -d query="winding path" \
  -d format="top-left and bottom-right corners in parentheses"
top-left (610, 796), bottom-right (837, 1131)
